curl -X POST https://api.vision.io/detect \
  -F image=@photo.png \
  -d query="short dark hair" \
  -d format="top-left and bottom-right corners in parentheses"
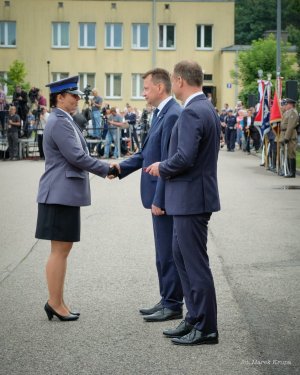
top-left (173, 60), bottom-right (203, 87)
top-left (142, 68), bottom-right (172, 94)
top-left (50, 92), bottom-right (67, 107)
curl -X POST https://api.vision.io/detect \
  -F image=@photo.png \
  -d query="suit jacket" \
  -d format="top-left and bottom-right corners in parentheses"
top-left (37, 108), bottom-right (109, 206)
top-left (119, 98), bottom-right (182, 209)
top-left (159, 94), bottom-right (221, 215)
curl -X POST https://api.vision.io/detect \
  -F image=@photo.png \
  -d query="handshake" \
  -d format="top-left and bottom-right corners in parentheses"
top-left (107, 164), bottom-right (120, 179)
top-left (107, 162), bottom-right (161, 180)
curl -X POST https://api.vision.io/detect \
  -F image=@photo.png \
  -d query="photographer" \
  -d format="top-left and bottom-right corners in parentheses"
top-left (91, 88), bottom-right (103, 138)
top-left (140, 105), bottom-right (151, 146)
top-left (103, 107), bottom-right (123, 159)
top-left (7, 105), bottom-right (21, 160)
top-left (100, 104), bottom-right (109, 139)
top-left (12, 85), bottom-right (28, 137)
top-left (29, 87), bottom-right (39, 107)
top-left (125, 105), bottom-right (139, 152)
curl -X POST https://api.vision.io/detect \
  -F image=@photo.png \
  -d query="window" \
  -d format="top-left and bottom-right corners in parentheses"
top-left (52, 73), bottom-right (69, 82)
top-left (52, 22), bottom-right (69, 48)
top-left (204, 74), bottom-right (213, 81)
top-left (0, 71), bottom-right (8, 93)
top-left (131, 74), bottom-right (144, 99)
top-left (158, 24), bottom-right (175, 49)
top-left (79, 73), bottom-right (95, 91)
top-left (196, 25), bottom-right (213, 49)
top-left (106, 74), bottom-right (121, 98)
top-left (0, 21), bottom-right (16, 47)
top-left (79, 23), bottom-right (96, 48)
top-left (105, 23), bottom-right (122, 49)
top-left (132, 24), bottom-right (149, 49)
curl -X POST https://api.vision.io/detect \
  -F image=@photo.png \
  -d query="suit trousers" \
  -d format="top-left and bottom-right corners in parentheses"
top-left (152, 214), bottom-right (183, 311)
top-left (7, 131), bottom-right (19, 158)
top-left (173, 214), bottom-right (217, 333)
top-left (227, 128), bottom-right (236, 151)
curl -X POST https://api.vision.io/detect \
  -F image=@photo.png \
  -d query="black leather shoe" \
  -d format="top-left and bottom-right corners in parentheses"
top-left (163, 319), bottom-right (194, 338)
top-left (44, 303), bottom-right (79, 321)
top-left (139, 301), bottom-right (163, 315)
top-left (143, 308), bottom-right (182, 322)
top-left (171, 328), bottom-right (219, 345)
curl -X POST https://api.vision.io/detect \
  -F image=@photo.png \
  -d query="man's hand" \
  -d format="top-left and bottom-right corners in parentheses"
top-left (151, 204), bottom-right (165, 216)
top-left (145, 162), bottom-right (160, 176)
top-left (107, 163), bottom-right (121, 179)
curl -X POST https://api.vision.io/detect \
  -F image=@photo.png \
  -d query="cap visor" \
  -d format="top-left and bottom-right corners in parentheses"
top-left (65, 89), bottom-right (84, 95)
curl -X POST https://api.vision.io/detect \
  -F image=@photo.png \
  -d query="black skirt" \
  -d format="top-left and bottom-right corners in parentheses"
top-left (35, 203), bottom-right (81, 242)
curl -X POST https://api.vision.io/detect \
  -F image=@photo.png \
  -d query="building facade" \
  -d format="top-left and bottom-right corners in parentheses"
top-left (0, 0), bottom-right (237, 109)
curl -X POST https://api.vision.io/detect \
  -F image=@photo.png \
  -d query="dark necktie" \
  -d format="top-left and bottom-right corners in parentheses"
top-left (151, 108), bottom-right (159, 127)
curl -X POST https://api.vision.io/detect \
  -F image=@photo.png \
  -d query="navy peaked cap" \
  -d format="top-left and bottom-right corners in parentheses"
top-left (46, 75), bottom-right (83, 95)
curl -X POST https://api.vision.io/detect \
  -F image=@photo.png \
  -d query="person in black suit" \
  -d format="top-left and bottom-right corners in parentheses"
top-left (146, 61), bottom-right (220, 345)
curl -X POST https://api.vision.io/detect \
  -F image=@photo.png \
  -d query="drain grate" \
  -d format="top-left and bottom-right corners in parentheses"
top-left (272, 186), bottom-right (300, 190)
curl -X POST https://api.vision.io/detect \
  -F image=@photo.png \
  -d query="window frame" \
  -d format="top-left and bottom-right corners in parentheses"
top-left (79, 22), bottom-right (96, 49)
top-left (105, 73), bottom-right (122, 99)
top-left (158, 24), bottom-right (176, 50)
top-left (78, 73), bottom-right (96, 92)
top-left (0, 21), bottom-right (16, 48)
top-left (196, 24), bottom-right (213, 50)
top-left (131, 74), bottom-right (144, 99)
top-left (52, 73), bottom-right (69, 82)
top-left (105, 23), bottom-right (123, 49)
top-left (52, 22), bottom-right (70, 49)
top-left (131, 23), bottom-right (149, 50)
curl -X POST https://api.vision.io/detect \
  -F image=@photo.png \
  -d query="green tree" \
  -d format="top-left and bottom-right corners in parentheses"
top-left (235, 0), bottom-right (300, 45)
top-left (231, 35), bottom-right (297, 105)
top-left (0, 60), bottom-right (30, 95)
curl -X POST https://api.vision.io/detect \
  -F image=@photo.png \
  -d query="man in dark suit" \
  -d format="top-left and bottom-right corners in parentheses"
top-left (112, 68), bottom-right (183, 321)
top-left (146, 61), bottom-right (220, 345)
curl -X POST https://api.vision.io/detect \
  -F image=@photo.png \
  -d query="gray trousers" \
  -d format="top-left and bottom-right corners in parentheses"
top-left (8, 131), bottom-right (19, 158)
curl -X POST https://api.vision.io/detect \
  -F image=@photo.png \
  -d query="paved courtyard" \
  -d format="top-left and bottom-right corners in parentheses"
top-left (0, 149), bottom-right (299, 375)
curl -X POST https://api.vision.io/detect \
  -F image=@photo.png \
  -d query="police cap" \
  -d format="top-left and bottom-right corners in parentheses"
top-left (46, 75), bottom-right (83, 95)
top-left (284, 98), bottom-right (296, 104)
top-left (281, 99), bottom-right (287, 106)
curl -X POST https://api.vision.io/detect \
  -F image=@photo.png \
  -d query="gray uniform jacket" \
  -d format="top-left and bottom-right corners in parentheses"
top-left (37, 108), bottom-right (109, 206)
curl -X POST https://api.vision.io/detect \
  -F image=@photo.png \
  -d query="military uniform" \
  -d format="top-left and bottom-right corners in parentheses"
top-left (279, 98), bottom-right (299, 177)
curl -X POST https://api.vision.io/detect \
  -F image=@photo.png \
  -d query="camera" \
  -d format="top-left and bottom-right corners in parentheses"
top-left (101, 104), bottom-right (110, 119)
top-left (141, 109), bottom-right (148, 123)
top-left (83, 85), bottom-right (92, 104)
top-left (29, 87), bottom-right (40, 103)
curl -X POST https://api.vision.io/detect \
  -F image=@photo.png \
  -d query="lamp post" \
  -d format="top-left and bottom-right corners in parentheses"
top-left (47, 61), bottom-right (51, 83)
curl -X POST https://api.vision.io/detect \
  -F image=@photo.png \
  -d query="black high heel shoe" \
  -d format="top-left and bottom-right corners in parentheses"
top-left (69, 310), bottom-right (80, 316)
top-left (44, 302), bottom-right (79, 321)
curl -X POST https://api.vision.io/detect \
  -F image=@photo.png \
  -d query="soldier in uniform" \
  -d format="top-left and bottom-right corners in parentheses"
top-left (279, 98), bottom-right (298, 178)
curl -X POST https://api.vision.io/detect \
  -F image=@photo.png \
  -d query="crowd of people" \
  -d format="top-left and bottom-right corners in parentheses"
top-left (0, 83), bottom-right (49, 160)
top-left (217, 102), bottom-right (261, 154)
top-left (0, 82), bottom-right (153, 160)
top-left (216, 98), bottom-right (299, 178)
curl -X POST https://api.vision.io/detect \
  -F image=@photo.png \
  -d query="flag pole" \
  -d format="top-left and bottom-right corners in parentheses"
top-left (276, 0), bottom-right (282, 174)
